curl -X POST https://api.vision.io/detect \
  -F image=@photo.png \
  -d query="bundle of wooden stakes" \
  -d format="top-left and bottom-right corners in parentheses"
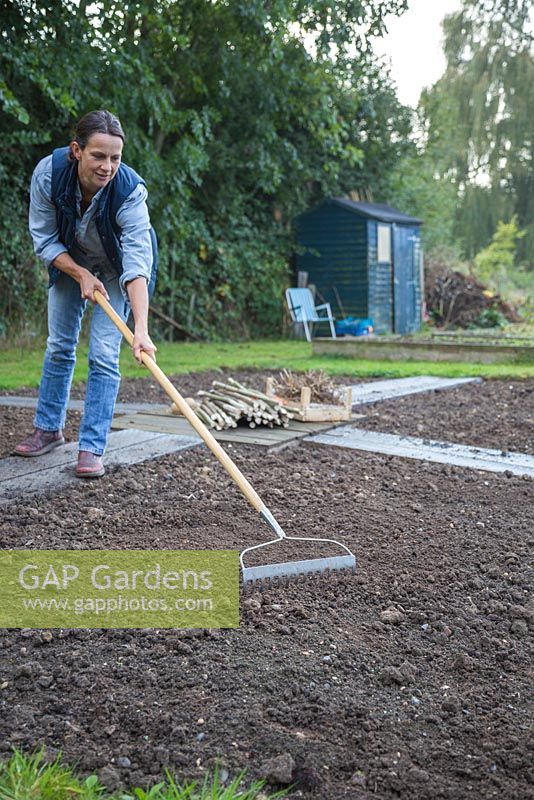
top-left (190, 378), bottom-right (298, 431)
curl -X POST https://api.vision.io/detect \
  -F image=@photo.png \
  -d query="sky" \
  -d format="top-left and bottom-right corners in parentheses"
top-left (372, 0), bottom-right (464, 107)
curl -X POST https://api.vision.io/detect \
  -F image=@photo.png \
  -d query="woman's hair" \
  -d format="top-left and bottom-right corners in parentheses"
top-left (68, 110), bottom-right (125, 160)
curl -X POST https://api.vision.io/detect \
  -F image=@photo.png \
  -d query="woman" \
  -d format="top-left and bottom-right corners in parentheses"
top-left (14, 109), bottom-right (157, 478)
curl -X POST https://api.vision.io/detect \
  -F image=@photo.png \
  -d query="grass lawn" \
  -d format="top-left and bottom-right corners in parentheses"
top-left (1, 339), bottom-right (533, 391)
top-left (0, 750), bottom-right (287, 800)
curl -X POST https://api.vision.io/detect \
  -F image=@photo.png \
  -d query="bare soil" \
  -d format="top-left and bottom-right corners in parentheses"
top-left (356, 379), bottom-right (534, 455)
top-left (0, 374), bottom-right (532, 798)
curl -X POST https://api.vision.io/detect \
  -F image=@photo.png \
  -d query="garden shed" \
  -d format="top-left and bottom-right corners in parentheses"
top-left (295, 198), bottom-right (423, 334)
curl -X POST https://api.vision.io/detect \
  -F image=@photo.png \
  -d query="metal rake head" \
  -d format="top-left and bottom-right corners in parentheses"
top-left (240, 534), bottom-right (356, 589)
top-left (241, 553), bottom-right (356, 589)
top-left (241, 506), bottom-right (356, 589)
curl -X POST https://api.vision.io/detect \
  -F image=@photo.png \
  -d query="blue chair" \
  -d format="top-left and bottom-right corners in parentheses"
top-left (285, 288), bottom-right (337, 342)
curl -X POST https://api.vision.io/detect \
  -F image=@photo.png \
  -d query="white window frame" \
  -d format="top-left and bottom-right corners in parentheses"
top-left (377, 224), bottom-right (391, 263)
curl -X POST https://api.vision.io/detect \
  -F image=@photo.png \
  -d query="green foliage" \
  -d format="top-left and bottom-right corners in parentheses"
top-left (419, 0), bottom-right (534, 263)
top-left (0, 0), bottom-right (410, 339)
top-left (472, 306), bottom-right (507, 329)
top-left (388, 1), bottom-right (534, 265)
top-left (0, 749), bottom-right (104, 800)
top-left (0, 750), bottom-right (287, 800)
top-left (504, 267), bottom-right (534, 321)
top-left (473, 216), bottom-right (526, 290)
top-left (0, 161), bottom-right (49, 337)
top-left (386, 136), bottom-right (458, 252)
top-left (123, 768), bottom-right (288, 799)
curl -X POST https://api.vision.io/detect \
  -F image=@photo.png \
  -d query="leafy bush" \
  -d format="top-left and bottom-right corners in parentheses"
top-left (0, 0), bottom-right (412, 341)
top-left (472, 306), bottom-right (507, 329)
top-left (473, 216), bottom-right (526, 292)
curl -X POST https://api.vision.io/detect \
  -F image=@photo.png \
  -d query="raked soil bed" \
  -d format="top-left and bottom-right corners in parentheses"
top-left (0, 374), bottom-right (532, 798)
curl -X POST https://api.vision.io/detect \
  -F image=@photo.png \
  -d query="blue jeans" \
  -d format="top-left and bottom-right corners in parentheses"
top-left (34, 272), bottom-right (129, 455)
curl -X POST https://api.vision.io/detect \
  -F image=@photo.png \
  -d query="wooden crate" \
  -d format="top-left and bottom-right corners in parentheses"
top-left (265, 378), bottom-right (352, 422)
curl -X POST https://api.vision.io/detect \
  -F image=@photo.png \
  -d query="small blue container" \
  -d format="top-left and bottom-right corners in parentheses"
top-left (334, 317), bottom-right (374, 337)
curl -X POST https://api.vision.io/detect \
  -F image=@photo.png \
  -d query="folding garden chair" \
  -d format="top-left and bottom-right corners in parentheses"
top-left (285, 288), bottom-right (337, 342)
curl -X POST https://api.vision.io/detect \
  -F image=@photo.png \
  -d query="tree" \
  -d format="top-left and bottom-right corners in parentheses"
top-left (419, 0), bottom-right (534, 264)
top-left (1, 0), bottom-right (410, 337)
top-left (473, 215), bottom-right (525, 292)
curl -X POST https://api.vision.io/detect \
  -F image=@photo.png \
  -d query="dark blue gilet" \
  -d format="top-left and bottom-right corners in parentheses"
top-left (50, 146), bottom-right (157, 297)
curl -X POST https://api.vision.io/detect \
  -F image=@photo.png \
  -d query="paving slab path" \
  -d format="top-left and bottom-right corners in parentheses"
top-left (0, 397), bottom-right (167, 415)
top-left (347, 375), bottom-right (481, 406)
top-left (307, 426), bottom-right (534, 477)
top-left (0, 429), bottom-right (200, 505)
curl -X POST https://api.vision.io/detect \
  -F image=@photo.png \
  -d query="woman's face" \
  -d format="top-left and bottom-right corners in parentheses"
top-left (71, 132), bottom-right (124, 199)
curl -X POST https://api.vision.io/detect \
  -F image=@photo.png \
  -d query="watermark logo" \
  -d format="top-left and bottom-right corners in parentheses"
top-left (0, 550), bottom-right (239, 629)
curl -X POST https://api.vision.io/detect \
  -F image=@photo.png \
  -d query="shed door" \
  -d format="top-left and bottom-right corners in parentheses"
top-left (393, 225), bottom-right (419, 334)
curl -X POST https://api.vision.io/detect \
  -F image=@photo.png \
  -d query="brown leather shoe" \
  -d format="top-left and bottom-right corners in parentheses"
top-left (76, 450), bottom-right (105, 479)
top-left (14, 428), bottom-right (65, 457)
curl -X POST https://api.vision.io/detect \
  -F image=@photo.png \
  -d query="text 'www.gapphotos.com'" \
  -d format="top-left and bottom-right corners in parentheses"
top-left (22, 596), bottom-right (214, 615)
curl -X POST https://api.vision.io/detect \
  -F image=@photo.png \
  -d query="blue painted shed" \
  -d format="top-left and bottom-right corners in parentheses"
top-left (295, 198), bottom-right (423, 334)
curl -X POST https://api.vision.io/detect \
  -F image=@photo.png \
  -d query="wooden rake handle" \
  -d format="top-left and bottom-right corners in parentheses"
top-left (94, 290), bottom-right (264, 513)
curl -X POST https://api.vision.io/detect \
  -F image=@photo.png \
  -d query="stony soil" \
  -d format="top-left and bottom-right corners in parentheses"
top-left (356, 379), bottom-right (534, 455)
top-left (0, 374), bottom-right (533, 798)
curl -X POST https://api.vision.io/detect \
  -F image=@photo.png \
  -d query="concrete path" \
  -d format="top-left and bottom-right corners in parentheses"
top-left (307, 427), bottom-right (534, 478)
top-left (0, 429), bottom-right (201, 505)
top-left (348, 376), bottom-right (481, 407)
top-left (1, 378), bottom-right (480, 416)
top-left (0, 397), bottom-right (167, 415)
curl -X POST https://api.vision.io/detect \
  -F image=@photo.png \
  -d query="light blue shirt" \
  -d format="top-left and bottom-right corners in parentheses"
top-left (29, 155), bottom-right (153, 301)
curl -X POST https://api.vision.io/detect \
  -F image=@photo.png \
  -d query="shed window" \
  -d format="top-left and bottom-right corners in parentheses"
top-left (377, 225), bottom-right (391, 263)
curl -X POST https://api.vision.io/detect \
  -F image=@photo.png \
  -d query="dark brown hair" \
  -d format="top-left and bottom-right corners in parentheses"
top-left (68, 110), bottom-right (125, 160)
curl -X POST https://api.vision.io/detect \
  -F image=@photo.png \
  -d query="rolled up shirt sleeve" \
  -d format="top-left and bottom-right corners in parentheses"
top-left (29, 156), bottom-right (68, 267)
top-left (115, 183), bottom-right (153, 302)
